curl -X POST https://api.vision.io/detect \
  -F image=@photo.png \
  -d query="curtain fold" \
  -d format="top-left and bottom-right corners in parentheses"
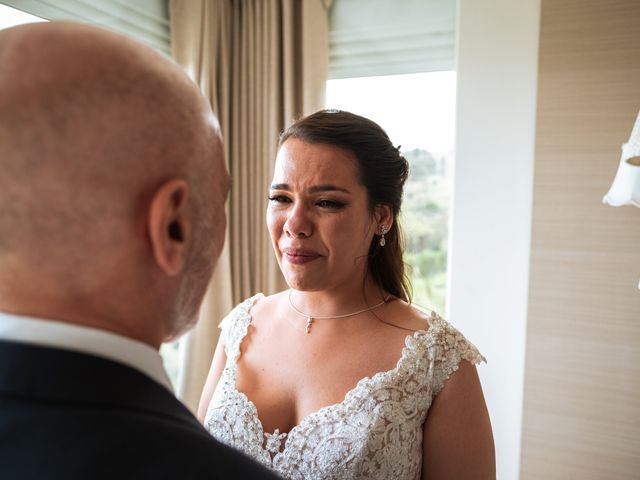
top-left (169, 0), bottom-right (330, 412)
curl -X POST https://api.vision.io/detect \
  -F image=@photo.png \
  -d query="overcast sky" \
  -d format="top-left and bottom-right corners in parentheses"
top-left (326, 71), bottom-right (457, 154)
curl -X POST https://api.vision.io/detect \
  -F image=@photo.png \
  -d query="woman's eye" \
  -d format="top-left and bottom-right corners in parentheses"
top-left (317, 199), bottom-right (346, 209)
top-left (268, 195), bottom-right (291, 204)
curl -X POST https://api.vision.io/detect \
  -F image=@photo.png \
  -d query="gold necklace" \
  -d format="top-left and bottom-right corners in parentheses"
top-left (288, 289), bottom-right (388, 334)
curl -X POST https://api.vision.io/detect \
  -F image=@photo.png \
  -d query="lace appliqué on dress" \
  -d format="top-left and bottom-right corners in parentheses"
top-left (205, 295), bottom-right (486, 480)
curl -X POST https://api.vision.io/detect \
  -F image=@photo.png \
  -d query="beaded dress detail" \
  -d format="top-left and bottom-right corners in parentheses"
top-left (204, 295), bottom-right (486, 480)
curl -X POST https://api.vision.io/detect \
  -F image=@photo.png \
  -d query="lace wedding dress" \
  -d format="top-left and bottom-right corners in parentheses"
top-left (204, 295), bottom-right (485, 480)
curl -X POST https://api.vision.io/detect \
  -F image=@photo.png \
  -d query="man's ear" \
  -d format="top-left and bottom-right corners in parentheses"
top-left (374, 204), bottom-right (394, 231)
top-left (148, 179), bottom-right (191, 276)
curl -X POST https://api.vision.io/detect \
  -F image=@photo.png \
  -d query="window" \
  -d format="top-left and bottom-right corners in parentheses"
top-left (326, 71), bottom-right (456, 313)
top-left (0, 4), bottom-right (46, 29)
top-left (0, 0), bottom-right (169, 55)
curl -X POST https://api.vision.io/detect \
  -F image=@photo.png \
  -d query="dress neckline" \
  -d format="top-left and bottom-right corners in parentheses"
top-left (224, 293), bottom-right (439, 457)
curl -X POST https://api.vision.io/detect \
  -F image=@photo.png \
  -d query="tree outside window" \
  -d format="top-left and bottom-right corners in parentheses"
top-left (326, 72), bottom-right (456, 314)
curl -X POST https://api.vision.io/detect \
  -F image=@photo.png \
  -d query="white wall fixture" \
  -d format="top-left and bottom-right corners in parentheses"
top-left (603, 109), bottom-right (640, 288)
top-left (603, 110), bottom-right (640, 207)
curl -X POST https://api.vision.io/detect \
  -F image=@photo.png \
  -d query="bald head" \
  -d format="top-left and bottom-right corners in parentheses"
top-left (0, 22), bottom-right (228, 345)
top-left (0, 22), bottom-right (220, 244)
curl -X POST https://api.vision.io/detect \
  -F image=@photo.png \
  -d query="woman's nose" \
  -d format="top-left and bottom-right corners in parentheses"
top-left (283, 202), bottom-right (312, 238)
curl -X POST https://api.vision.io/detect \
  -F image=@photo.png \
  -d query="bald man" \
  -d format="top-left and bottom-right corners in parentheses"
top-left (0, 22), bottom-right (278, 479)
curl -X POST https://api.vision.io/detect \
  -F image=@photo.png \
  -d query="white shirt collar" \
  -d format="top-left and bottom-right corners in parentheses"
top-left (0, 311), bottom-right (173, 392)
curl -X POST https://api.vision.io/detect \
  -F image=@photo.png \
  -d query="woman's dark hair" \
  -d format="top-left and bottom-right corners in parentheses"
top-left (279, 109), bottom-right (411, 302)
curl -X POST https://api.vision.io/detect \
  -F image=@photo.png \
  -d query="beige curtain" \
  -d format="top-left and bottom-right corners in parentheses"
top-left (169, 0), bottom-right (332, 411)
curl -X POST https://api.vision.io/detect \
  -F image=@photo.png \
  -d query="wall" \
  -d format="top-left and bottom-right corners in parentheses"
top-left (520, 1), bottom-right (640, 478)
top-left (450, 1), bottom-right (540, 478)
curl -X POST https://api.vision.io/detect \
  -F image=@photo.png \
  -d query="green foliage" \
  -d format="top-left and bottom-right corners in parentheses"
top-left (400, 149), bottom-right (451, 314)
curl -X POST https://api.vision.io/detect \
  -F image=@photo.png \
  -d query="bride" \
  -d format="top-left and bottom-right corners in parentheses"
top-left (198, 110), bottom-right (495, 479)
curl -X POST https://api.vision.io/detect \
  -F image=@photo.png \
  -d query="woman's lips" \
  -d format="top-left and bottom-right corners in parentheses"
top-left (283, 249), bottom-right (321, 265)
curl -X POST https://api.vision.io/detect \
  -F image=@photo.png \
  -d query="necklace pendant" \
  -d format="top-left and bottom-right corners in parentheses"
top-left (305, 317), bottom-right (313, 334)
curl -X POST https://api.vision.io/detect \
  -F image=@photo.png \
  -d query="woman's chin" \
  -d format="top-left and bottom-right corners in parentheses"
top-left (284, 273), bottom-right (324, 292)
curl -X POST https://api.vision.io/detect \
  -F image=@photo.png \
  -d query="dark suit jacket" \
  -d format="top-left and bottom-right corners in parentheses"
top-left (0, 340), bottom-right (279, 479)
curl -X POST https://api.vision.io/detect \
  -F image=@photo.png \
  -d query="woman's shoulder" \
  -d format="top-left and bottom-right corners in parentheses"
top-left (390, 301), bottom-right (481, 354)
top-left (242, 290), bottom-right (290, 324)
top-left (381, 298), bottom-right (433, 332)
top-left (370, 300), bottom-right (485, 399)
top-left (220, 291), bottom-right (286, 329)
top-left (407, 306), bottom-right (484, 359)
top-left (223, 293), bottom-right (263, 321)
top-left (386, 301), bottom-right (485, 381)
top-left (250, 290), bottom-right (287, 309)
top-left (218, 293), bottom-right (267, 348)
top-left (414, 310), bottom-right (486, 395)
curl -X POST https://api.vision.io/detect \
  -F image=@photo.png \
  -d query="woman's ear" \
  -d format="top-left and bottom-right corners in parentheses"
top-left (374, 204), bottom-right (394, 231)
top-left (147, 179), bottom-right (191, 276)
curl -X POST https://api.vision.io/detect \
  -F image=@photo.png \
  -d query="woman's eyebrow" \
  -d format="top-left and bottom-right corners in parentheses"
top-left (309, 184), bottom-right (351, 194)
top-left (269, 183), bottom-right (351, 194)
